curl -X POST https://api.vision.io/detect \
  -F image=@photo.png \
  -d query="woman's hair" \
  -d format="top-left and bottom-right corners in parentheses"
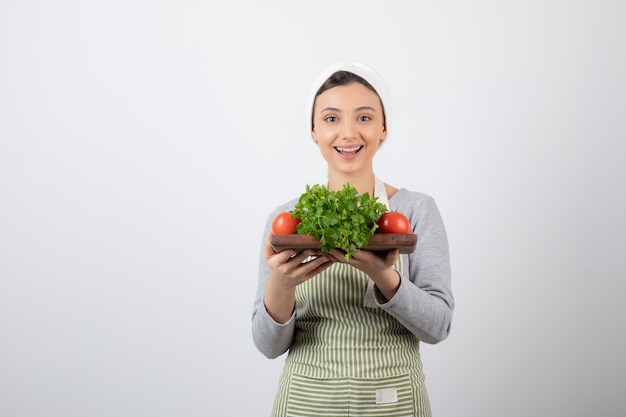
top-left (312, 71), bottom-right (386, 129)
top-left (315, 71), bottom-right (376, 97)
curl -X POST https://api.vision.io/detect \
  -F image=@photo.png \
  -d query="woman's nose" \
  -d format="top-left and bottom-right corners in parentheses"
top-left (342, 120), bottom-right (357, 139)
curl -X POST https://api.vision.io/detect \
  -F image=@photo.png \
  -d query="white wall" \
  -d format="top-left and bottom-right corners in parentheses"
top-left (1, 1), bottom-right (625, 416)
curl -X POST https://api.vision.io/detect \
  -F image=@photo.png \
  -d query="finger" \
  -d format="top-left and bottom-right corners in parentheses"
top-left (372, 248), bottom-right (399, 268)
top-left (328, 248), bottom-right (348, 262)
top-left (296, 255), bottom-right (333, 280)
top-left (319, 252), bottom-right (340, 264)
top-left (386, 248), bottom-right (400, 262)
top-left (263, 233), bottom-right (276, 260)
top-left (289, 249), bottom-right (318, 263)
top-left (348, 249), bottom-right (369, 261)
top-left (301, 254), bottom-right (330, 269)
top-left (264, 235), bottom-right (298, 263)
top-left (360, 248), bottom-right (398, 262)
top-left (306, 257), bottom-right (334, 277)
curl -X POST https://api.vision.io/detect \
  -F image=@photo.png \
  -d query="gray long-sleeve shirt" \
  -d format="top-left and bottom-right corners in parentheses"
top-left (251, 188), bottom-right (454, 359)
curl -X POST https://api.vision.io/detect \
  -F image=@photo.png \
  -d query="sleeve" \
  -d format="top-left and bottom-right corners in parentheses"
top-left (375, 193), bottom-right (454, 344)
top-left (251, 207), bottom-right (297, 359)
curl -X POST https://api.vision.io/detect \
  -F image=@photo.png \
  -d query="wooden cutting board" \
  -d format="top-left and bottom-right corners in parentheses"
top-left (270, 233), bottom-right (417, 254)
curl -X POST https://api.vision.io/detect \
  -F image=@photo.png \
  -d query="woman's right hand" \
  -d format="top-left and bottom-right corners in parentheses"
top-left (263, 233), bottom-right (331, 323)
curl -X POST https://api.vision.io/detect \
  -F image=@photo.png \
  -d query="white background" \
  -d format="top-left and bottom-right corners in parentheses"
top-left (1, 1), bottom-right (625, 416)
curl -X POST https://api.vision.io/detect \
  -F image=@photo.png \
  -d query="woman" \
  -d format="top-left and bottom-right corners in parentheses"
top-left (252, 61), bottom-right (454, 417)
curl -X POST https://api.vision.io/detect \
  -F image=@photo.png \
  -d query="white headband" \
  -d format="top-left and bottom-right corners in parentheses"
top-left (306, 61), bottom-right (391, 141)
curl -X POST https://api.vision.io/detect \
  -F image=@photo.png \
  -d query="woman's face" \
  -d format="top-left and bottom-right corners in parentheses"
top-left (311, 82), bottom-right (387, 177)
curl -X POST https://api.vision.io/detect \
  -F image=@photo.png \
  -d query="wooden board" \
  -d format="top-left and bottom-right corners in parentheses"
top-left (271, 233), bottom-right (417, 254)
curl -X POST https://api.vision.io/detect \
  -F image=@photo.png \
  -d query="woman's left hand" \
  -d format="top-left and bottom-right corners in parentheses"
top-left (325, 248), bottom-right (401, 302)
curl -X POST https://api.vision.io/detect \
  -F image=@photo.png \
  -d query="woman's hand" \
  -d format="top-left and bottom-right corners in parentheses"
top-left (326, 248), bottom-right (401, 302)
top-left (263, 233), bottom-right (332, 323)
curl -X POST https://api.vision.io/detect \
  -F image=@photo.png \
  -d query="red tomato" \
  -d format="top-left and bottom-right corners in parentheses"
top-left (376, 212), bottom-right (412, 234)
top-left (271, 212), bottom-right (301, 234)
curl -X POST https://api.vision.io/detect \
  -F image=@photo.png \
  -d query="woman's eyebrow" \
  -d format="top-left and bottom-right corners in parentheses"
top-left (319, 106), bottom-right (377, 113)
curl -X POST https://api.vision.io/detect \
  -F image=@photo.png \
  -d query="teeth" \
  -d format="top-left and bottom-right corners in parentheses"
top-left (336, 146), bottom-right (362, 152)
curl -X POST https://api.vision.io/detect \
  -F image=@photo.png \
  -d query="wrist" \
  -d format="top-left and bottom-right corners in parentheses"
top-left (372, 268), bottom-right (401, 303)
top-left (264, 281), bottom-right (296, 324)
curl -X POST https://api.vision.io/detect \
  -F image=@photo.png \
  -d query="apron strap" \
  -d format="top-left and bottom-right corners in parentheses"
top-left (364, 177), bottom-right (392, 308)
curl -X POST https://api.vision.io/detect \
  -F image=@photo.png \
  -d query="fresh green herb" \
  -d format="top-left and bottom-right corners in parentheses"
top-left (293, 183), bottom-right (387, 260)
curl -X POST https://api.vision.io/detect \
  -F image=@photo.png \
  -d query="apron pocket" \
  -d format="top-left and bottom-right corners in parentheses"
top-left (286, 372), bottom-right (415, 417)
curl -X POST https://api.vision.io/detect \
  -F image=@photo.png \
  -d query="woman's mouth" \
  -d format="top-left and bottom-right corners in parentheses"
top-left (335, 145), bottom-right (363, 157)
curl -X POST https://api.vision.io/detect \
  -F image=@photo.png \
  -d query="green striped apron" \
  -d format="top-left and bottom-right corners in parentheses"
top-left (270, 258), bottom-right (431, 417)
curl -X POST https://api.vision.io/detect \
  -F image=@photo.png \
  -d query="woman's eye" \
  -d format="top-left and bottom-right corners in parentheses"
top-left (359, 115), bottom-right (371, 122)
top-left (325, 116), bottom-right (337, 122)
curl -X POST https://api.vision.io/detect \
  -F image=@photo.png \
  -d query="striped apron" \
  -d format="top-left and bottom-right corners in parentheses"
top-left (270, 260), bottom-right (431, 417)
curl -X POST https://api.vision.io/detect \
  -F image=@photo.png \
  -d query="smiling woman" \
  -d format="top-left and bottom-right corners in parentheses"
top-left (312, 81), bottom-right (386, 179)
top-left (252, 61), bottom-right (454, 417)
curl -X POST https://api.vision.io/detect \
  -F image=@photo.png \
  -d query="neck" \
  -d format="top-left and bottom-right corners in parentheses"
top-left (327, 171), bottom-right (376, 196)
